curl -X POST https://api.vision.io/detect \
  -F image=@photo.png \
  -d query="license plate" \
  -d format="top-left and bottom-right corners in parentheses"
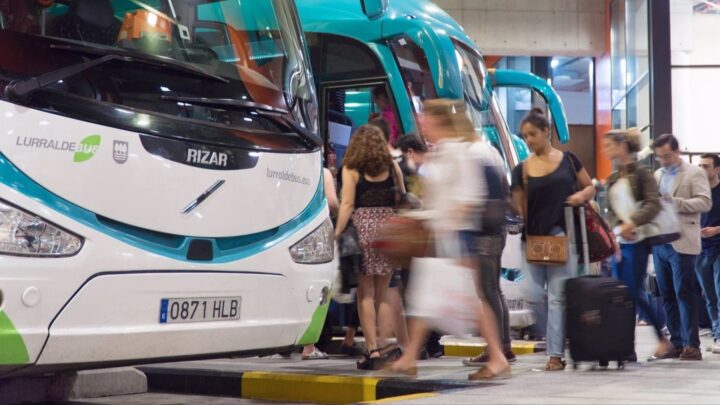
top-left (159, 297), bottom-right (241, 324)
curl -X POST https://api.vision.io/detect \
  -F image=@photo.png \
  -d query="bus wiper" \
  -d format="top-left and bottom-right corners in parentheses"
top-left (159, 96), bottom-right (322, 149)
top-left (5, 44), bottom-right (228, 99)
top-left (160, 96), bottom-right (288, 115)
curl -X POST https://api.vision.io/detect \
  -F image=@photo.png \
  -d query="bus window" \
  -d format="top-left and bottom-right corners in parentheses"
top-left (453, 40), bottom-right (517, 173)
top-left (306, 32), bottom-right (385, 80)
top-left (495, 86), bottom-right (559, 144)
top-left (388, 35), bottom-right (437, 113)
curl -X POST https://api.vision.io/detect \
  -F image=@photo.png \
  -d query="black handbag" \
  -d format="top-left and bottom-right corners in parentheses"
top-left (645, 273), bottom-right (661, 298)
top-left (338, 222), bottom-right (362, 292)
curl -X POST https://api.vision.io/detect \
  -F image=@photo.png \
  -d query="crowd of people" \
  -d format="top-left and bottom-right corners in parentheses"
top-left (306, 92), bottom-right (720, 381)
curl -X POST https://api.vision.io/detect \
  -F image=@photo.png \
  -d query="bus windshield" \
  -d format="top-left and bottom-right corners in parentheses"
top-left (0, 0), bottom-right (317, 149)
top-left (453, 40), bottom-right (518, 171)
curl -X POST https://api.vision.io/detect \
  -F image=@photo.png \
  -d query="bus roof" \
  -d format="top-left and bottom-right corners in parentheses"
top-left (297, 0), bottom-right (476, 51)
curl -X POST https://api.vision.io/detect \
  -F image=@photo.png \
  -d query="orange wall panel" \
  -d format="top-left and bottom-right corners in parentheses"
top-left (595, 0), bottom-right (613, 181)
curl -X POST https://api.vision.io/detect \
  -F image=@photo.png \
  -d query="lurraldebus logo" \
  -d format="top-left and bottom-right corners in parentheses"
top-left (15, 134), bottom-right (102, 163)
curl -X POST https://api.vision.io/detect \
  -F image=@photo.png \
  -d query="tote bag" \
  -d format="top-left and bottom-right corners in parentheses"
top-left (405, 234), bottom-right (478, 335)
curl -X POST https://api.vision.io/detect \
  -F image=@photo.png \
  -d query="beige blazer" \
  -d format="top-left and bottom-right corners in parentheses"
top-left (655, 161), bottom-right (712, 255)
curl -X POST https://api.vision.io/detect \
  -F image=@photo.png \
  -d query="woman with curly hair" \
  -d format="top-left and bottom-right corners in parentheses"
top-left (335, 125), bottom-right (406, 369)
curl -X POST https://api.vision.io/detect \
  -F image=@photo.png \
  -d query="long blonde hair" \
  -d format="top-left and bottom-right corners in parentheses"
top-left (422, 99), bottom-right (479, 142)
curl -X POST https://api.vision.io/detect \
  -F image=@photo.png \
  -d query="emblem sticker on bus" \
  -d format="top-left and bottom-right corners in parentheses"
top-left (16, 134), bottom-right (101, 163)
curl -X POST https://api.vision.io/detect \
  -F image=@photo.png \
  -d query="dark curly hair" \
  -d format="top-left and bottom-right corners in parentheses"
top-left (342, 125), bottom-right (393, 177)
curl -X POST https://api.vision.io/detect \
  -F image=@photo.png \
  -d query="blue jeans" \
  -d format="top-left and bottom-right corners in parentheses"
top-left (652, 244), bottom-right (700, 349)
top-left (612, 242), bottom-right (663, 339)
top-left (522, 230), bottom-right (573, 358)
top-left (695, 247), bottom-right (720, 341)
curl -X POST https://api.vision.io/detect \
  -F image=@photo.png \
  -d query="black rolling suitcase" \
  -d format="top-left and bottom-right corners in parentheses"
top-left (564, 206), bottom-right (635, 370)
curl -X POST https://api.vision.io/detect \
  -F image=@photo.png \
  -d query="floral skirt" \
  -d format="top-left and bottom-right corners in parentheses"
top-left (352, 207), bottom-right (395, 276)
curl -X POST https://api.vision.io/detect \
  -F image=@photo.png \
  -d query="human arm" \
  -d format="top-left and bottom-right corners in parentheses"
top-left (323, 168), bottom-right (339, 217)
top-left (628, 166), bottom-right (661, 227)
top-left (334, 168), bottom-right (358, 238)
top-left (565, 153), bottom-right (595, 207)
top-left (510, 163), bottom-right (525, 218)
top-left (701, 227), bottom-right (720, 238)
top-left (671, 168), bottom-right (712, 214)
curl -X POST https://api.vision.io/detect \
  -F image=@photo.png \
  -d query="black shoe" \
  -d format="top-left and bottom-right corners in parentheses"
top-left (626, 352), bottom-right (638, 363)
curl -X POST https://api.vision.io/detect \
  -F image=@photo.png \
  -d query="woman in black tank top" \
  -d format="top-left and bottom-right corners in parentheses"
top-left (335, 125), bottom-right (405, 369)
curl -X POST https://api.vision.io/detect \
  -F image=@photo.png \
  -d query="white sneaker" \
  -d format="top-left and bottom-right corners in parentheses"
top-left (699, 328), bottom-right (712, 337)
top-left (711, 342), bottom-right (720, 354)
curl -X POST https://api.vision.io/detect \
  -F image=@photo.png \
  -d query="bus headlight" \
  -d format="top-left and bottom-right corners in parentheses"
top-left (0, 201), bottom-right (83, 256)
top-left (289, 218), bottom-right (334, 264)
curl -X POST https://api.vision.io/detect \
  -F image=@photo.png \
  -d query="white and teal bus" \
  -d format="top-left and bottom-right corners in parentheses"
top-left (0, 0), bottom-right (333, 377)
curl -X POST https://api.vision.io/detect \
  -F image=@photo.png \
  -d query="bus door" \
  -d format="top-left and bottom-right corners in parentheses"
top-left (319, 81), bottom-right (398, 172)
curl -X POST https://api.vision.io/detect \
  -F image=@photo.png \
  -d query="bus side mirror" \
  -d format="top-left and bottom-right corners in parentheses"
top-left (360, 0), bottom-right (388, 19)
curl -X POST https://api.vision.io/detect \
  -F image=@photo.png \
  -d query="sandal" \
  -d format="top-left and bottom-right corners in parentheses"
top-left (468, 365), bottom-right (512, 381)
top-left (357, 349), bottom-right (384, 370)
top-left (379, 344), bottom-right (403, 362)
top-left (380, 362), bottom-right (418, 377)
top-left (545, 357), bottom-right (566, 371)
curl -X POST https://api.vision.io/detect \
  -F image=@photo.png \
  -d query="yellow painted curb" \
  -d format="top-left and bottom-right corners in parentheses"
top-left (361, 392), bottom-right (438, 404)
top-left (443, 341), bottom-right (541, 357)
top-left (242, 371), bottom-right (380, 405)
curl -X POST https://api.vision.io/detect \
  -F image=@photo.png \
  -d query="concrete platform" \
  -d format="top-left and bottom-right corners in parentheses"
top-left (374, 327), bottom-right (720, 405)
top-left (137, 327), bottom-right (720, 405)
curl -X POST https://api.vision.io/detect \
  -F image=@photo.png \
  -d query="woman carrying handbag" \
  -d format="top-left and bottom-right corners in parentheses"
top-left (386, 99), bottom-right (510, 380)
top-left (602, 129), bottom-right (674, 360)
top-left (510, 109), bottom-right (595, 372)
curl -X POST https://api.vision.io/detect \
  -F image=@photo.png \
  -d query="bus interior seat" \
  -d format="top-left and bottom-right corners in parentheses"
top-left (53, 0), bottom-right (121, 45)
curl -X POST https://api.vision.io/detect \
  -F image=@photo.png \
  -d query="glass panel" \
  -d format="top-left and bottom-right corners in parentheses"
top-left (672, 67), bottom-right (720, 153)
top-left (611, 0), bottom-right (627, 108)
top-left (0, 0), bottom-right (318, 149)
top-left (551, 57), bottom-right (594, 125)
top-left (305, 32), bottom-right (385, 79)
top-left (388, 35), bottom-right (438, 113)
top-left (625, 0), bottom-right (649, 87)
top-left (452, 41), bottom-right (517, 170)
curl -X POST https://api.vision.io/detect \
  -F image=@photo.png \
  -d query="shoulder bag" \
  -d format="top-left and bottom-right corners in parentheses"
top-left (390, 163), bottom-right (422, 210)
top-left (568, 154), bottom-right (615, 263)
top-left (337, 222), bottom-right (361, 292)
top-left (523, 160), bottom-right (569, 265)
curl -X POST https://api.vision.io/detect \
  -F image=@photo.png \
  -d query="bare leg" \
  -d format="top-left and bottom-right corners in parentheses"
top-left (343, 327), bottom-right (357, 347)
top-left (373, 274), bottom-right (395, 347)
top-left (388, 317), bottom-right (429, 371)
top-left (388, 287), bottom-right (409, 348)
top-left (357, 274), bottom-right (379, 356)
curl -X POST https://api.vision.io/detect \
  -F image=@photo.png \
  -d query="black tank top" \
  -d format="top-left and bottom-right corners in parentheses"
top-left (355, 170), bottom-right (395, 208)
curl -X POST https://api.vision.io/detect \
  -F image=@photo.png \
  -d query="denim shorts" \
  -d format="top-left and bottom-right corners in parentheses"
top-left (459, 230), bottom-right (506, 257)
